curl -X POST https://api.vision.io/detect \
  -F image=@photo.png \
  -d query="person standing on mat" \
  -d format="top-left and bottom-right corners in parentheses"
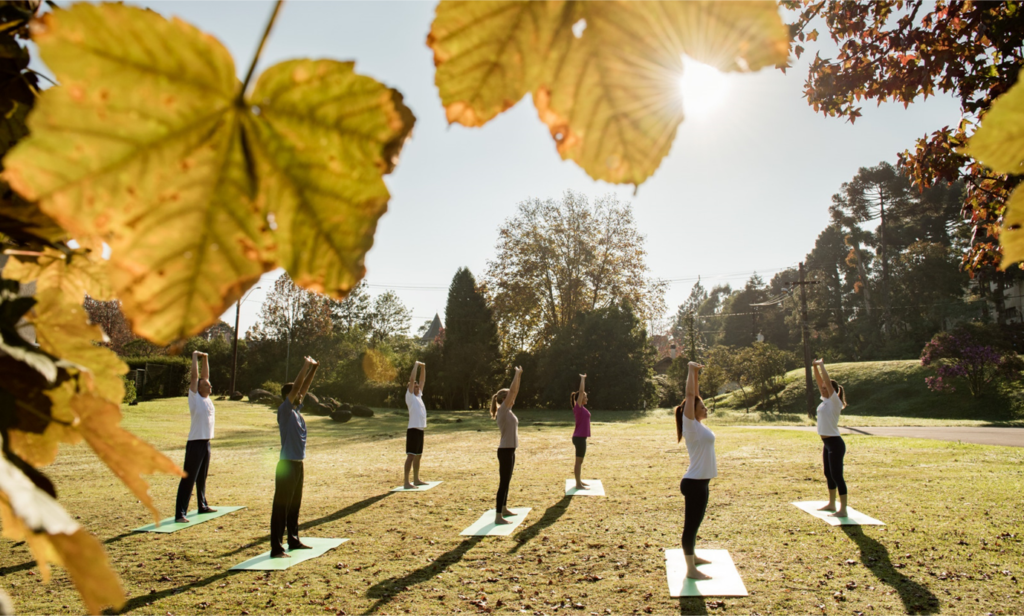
top-left (490, 366), bottom-right (522, 525)
top-left (675, 361), bottom-right (716, 580)
top-left (404, 360), bottom-right (428, 489)
top-left (812, 358), bottom-right (849, 517)
top-left (270, 356), bottom-right (320, 558)
top-left (175, 350), bottom-right (216, 524)
top-left (570, 374), bottom-right (590, 491)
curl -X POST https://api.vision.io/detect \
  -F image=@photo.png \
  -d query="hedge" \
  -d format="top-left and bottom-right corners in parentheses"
top-left (125, 356), bottom-right (190, 399)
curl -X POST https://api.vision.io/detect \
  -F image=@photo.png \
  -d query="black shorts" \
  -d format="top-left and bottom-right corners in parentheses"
top-left (572, 436), bottom-right (587, 458)
top-left (406, 428), bottom-right (424, 455)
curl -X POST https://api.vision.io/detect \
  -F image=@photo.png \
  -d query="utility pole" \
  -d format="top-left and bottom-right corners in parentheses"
top-left (785, 263), bottom-right (819, 418)
top-left (230, 286), bottom-right (260, 395)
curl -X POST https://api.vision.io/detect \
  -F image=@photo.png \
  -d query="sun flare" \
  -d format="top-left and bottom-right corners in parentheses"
top-left (678, 55), bottom-right (731, 121)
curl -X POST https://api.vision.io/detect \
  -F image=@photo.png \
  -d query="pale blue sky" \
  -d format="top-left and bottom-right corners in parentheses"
top-left (58, 1), bottom-right (965, 335)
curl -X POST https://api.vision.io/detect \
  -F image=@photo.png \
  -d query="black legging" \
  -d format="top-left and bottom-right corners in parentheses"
top-left (175, 439), bottom-right (211, 519)
top-left (496, 447), bottom-right (516, 512)
top-left (822, 436), bottom-right (847, 495)
top-left (270, 460), bottom-right (304, 553)
top-left (680, 478), bottom-right (710, 555)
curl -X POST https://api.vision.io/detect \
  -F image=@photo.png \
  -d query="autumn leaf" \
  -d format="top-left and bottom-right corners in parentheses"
top-left (3, 3), bottom-right (415, 345)
top-left (429, 0), bottom-right (788, 185)
top-left (71, 392), bottom-right (184, 521)
top-left (4, 246), bottom-right (112, 303)
top-left (0, 446), bottom-right (125, 613)
top-left (963, 72), bottom-right (1024, 267)
top-left (28, 289), bottom-right (125, 402)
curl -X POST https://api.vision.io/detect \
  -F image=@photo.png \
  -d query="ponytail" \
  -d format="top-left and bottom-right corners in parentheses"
top-left (831, 379), bottom-right (847, 408)
top-left (674, 404), bottom-right (684, 443)
top-left (490, 388), bottom-right (510, 419)
top-left (570, 391), bottom-right (578, 410)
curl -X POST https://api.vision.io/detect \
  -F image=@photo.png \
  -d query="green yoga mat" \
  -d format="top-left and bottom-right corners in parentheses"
top-left (565, 479), bottom-right (604, 496)
top-left (460, 508), bottom-right (531, 536)
top-left (665, 549), bottom-right (748, 597)
top-left (792, 501), bottom-right (884, 526)
top-left (230, 538), bottom-right (349, 571)
top-left (132, 506), bottom-right (246, 533)
top-left (390, 481), bottom-right (443, 492)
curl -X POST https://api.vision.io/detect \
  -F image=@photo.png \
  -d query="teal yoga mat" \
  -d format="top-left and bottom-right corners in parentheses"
top-left (460, 508), bottom-right (531, 536)
top-left (230, 538), bottom-right (349, 571)
top-left (132, 506), bottom-right (246, 533)
top-left (665, 549), bottom-right (748, 597)
top-left (792, 501), bottom-right (884, 526)
top-left (390, 481), bottom-right (443, 492)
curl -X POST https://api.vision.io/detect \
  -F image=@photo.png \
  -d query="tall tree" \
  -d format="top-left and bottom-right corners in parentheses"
top-left (331, 280), bottom-right (372, 334)
top-left (367, 290), bottom-right (412, 343)
top-left (484, 190), bottom-right (665, 352)
top-left (442, 268), bottom-right (502, 409)
top-left (248, 272), bottom-right (334, 380)
top-left (786, 0), bottom-right (1023, 291)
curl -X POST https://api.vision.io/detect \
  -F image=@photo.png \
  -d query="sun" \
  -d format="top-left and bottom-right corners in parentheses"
top-left (678, 55), bottom-right (731, 121)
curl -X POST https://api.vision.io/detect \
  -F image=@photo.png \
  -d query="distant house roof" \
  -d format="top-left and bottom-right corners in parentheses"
top-left (419, 313), bottom-right (443, 344)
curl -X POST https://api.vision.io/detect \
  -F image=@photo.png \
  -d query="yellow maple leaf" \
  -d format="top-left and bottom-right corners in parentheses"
top-left (429, 0), bottom-right (788, 185)
top-left (3, 246), bottom-right (112, 303)
top-left (3, 3), bottom-right (414, 345)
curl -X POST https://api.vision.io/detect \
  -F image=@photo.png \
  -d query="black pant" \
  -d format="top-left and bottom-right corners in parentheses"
top-left (496, 448), bottom-right (516, 512)
top-left (572, 436), bottom-right (587, 458)
top-left (270, 460), bottom-right (304, 553)
top-left (175, 440), bottom-right (211, 519)
top-left (822, 436), bottom-right (847, 495)
top-left (680, 478), bottom-right (710, 555)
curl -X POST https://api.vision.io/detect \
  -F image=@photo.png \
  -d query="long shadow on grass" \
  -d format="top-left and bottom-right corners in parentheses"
top-left (362, 536), bottom-right (484, 615)
top-left (677, 597), bottom-right (709, 615)
top-left (118, 569), bottom-right (238, 613)
top-left (841, 525), bottom-right (939, 615)
top-left (508, 495), bottom-right (572, 553)
top-left (217, 492), bottom-right (393, 559)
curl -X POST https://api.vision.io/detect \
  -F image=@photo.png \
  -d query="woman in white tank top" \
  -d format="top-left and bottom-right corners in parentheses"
top-left (812, 358), bottom-right (849, 517)
top-left (674, 361), bottom-right (716, 580)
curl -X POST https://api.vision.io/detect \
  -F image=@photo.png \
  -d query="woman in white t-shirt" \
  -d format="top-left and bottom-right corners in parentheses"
top-left (674, 361), bottom-right (716, 580)
top-left (812, 358), bottom-right (849, 517)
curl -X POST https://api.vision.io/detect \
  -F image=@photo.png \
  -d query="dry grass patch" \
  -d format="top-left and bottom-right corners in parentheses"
top-left (1, 399), bottom-right (1021, 615)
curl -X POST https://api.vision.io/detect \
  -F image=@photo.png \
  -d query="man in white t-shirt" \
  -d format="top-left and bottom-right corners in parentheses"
top-left (175, 351), bottom-right (217, 523)
top-left (403, 361), bottom-right (428, 489)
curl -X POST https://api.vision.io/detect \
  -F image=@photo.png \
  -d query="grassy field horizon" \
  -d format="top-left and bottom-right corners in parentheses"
top-left (2, 398), bottom-right (1022, 615)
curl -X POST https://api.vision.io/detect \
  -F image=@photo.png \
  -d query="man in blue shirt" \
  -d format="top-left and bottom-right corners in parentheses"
top-left (271, 355), bottom-right (319, 558)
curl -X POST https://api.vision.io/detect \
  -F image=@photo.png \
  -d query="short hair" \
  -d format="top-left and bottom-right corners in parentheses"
top-left (281, 382), bottom-right (294, 398)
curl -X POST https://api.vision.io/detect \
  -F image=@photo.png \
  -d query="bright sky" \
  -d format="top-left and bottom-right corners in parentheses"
top-left (81, 2), bottom-right (964, 335)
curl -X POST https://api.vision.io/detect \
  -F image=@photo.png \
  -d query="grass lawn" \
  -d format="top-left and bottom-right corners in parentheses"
top-left (2, 398), bottom-right (1022, 615)
top-left (713, 360), bottom-right (1024, 427)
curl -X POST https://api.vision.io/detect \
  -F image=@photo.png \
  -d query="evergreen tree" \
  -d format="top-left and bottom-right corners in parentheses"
top-left (442, 268), bottom-right (502, 409)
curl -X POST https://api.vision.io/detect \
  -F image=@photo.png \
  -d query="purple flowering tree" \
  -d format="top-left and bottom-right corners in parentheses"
top-left (920, 330), bottom-right (1023, 397)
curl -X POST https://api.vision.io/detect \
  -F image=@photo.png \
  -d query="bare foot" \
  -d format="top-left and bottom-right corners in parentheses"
top-left (403, 483), bottom-right (416, 490)
top-left (817, 503), bottom-right (836, 512)
top-left (502, 508), bottom-right (515, 517)
top-left (494, 516), bottom-right (511, 525)
top-left (414, 480), bottom-right (429, 486)
top-left (693, 555), bottom-right (712, 565)
top-left (686, 568), bottom-right (712, 580)
top-left (830, 509), bottom-right (849, 518)
top-left (270, 551), bottom-right (291, 559)
top-left (175, 517), bottom-right (190, 524)
top-left (575, 483), bottom-right (589, 490)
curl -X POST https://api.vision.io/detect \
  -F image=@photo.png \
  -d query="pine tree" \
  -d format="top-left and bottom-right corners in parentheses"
top-left (443, 268), bottom-right (502, 409)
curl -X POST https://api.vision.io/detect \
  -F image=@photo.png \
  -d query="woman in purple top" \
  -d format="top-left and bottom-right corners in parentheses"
top-left (571, 374), bottom-right (591, 490)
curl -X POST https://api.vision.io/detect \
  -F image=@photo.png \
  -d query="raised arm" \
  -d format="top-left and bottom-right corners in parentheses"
top-left (505, 367), bottom-right (523, 407)
top-left (296, 357), bottom-right (320, 402)
top-left (812, 359), bottom-right (834, 398)
top-left (200, 352), bottom-right (210, 381)
top-left (683, 362), bottom-right (701, 420)
top-left (408, 362), bottom-right (419, 394)
top-left (190, 351), bottom-right (200, 393)
top-left (577, 374), bottom-right (586, 403)
top-left (418, 362), bottom-right (426, 391)
top-left (286, 359), bottom-right (312, 405)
